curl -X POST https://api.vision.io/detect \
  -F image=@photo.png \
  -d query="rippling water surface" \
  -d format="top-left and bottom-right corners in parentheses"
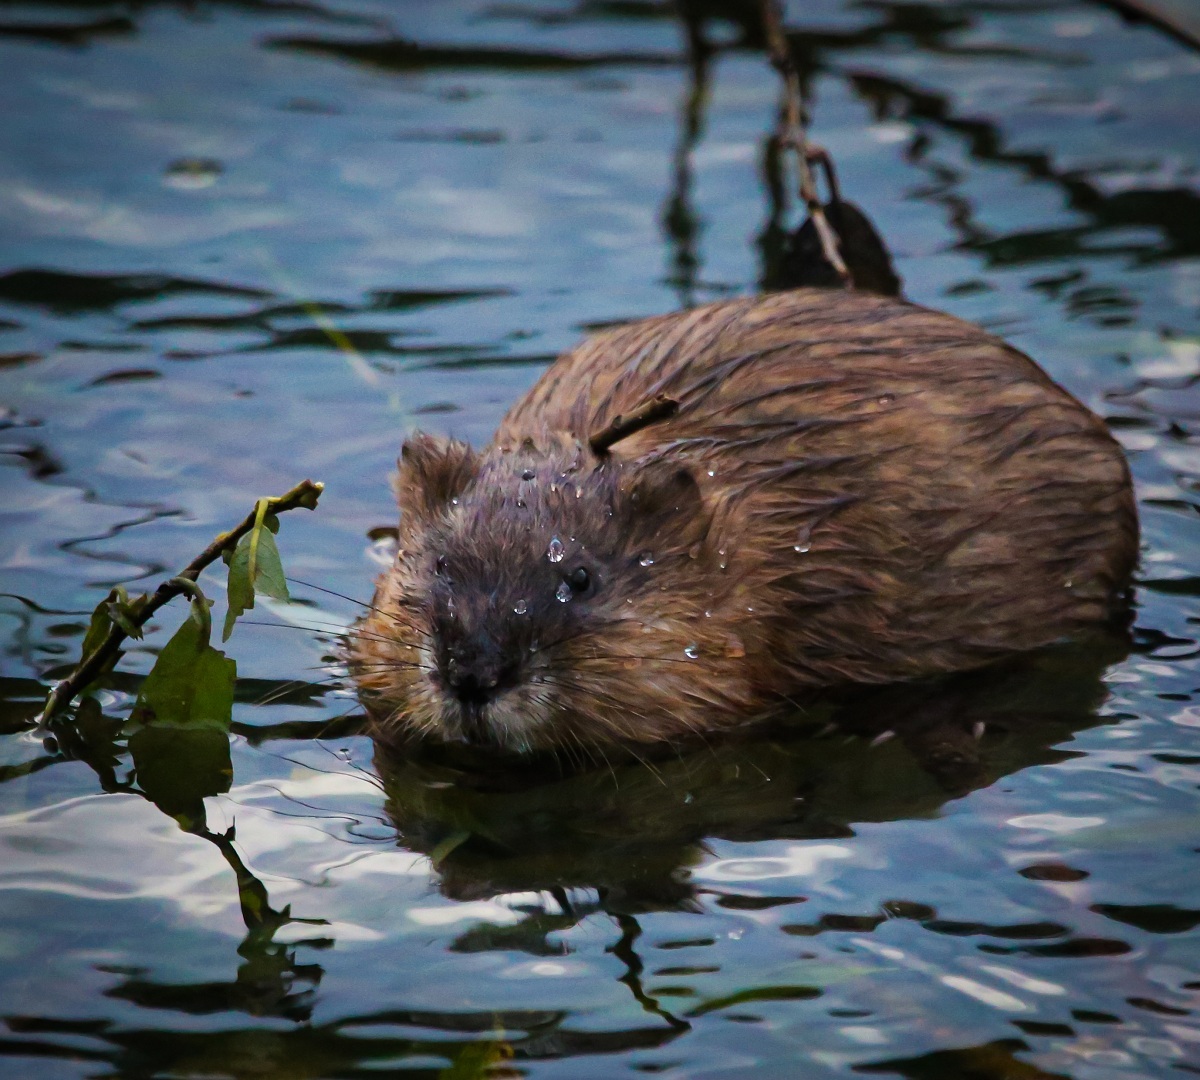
top-left (2, 1), bottom-right (1200, 1077)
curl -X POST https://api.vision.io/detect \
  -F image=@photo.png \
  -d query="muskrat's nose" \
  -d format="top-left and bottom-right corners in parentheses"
top-left (441, 646), bottom-right (518, 705)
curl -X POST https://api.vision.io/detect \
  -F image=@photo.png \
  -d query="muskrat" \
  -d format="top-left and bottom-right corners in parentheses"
top-left (350, 288), bottom-right (1137, 753)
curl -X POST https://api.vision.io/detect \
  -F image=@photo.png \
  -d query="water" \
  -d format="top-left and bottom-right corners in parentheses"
top-left (2, 1), bottom-right (1199, 1076)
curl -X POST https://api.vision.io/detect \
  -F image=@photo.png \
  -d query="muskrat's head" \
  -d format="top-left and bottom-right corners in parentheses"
top-left (350, 429), bottom-right (751, 753)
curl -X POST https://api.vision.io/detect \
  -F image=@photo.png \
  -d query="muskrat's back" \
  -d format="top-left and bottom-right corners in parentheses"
top-left (353, 288), bottom-right (1136, 751)
top-left (498, 288), bottom-right (1136, 687)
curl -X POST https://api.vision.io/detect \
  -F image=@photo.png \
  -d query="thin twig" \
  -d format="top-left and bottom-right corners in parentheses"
top-left (761, 0), bottom-right (852, 287)
top-left (38, 479), bottom-right (324, 725)
top-left (590, 396), bottom-right (680, 456)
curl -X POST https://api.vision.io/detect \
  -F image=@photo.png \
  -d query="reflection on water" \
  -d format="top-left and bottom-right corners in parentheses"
top-left (377, 642), bottom-right (1125, 910)
top-left (1, 0), bottom-right (1199, 1077)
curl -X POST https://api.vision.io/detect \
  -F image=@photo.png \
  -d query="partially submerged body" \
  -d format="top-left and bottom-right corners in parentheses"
top-left (350, 288), bottom-right (1137, 752)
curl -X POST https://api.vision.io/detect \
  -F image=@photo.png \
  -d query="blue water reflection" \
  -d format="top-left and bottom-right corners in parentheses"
top-left (1, 1), bottom-right (1199, 1077)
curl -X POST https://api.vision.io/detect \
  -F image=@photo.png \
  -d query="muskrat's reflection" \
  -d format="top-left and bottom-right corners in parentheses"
top-left (375, 634), bottom-right (1127, 914)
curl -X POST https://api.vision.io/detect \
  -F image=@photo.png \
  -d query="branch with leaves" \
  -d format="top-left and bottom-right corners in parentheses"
top-left (38, 479), bottom-right (324, 726)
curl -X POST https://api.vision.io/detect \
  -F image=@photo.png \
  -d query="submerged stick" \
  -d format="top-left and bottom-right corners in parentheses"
top-left (37, 479), bottom-right (324, 725)
top-left (761, 0), bottom-right (852, 287)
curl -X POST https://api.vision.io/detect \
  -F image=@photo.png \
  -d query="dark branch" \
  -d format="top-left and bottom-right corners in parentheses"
top-left (761, 0), bottom-right (852, 287)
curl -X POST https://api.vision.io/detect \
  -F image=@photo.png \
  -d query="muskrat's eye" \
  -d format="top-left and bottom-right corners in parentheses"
top-left (435, 555), bottom-right (448, 577)
top-left (566, 566), bottom-right (591, 594)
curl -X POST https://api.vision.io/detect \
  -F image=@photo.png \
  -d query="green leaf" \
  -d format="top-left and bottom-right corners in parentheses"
top-left (223, 531), bottom-right (255, 641)
top-left (222, 510), bottom-right (289, 641)
top-left (81, 593), bottom-right (115, 659)
top-left (135, 599), bottom-right (236, 732)
top-left (106, 600), bottom-right (144, 640)
top-left (252, 523), bottom-right (289, 601)
top-left (77, 592), bottom-right (124, 692)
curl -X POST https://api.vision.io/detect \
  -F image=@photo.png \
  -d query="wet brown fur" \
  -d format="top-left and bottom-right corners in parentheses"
top-left (350, 289), bottom-right (1137, 753)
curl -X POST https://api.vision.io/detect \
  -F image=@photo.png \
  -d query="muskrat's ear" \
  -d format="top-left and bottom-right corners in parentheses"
top-left (394, 433), bottom-right (479, 520)
top-left (622, 457), bottom-right (708, 550)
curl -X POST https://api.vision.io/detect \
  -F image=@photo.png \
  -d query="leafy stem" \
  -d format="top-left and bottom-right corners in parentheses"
top-left (37, 478), bottom-right (324, 725)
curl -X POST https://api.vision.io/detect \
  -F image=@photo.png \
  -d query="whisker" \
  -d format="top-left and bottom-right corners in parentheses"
top-left (344, 659), bottom-right (428, 673)
top-left (535, 674), bottom-right (669, 775)
top-left (251, 672), bottom-right (355, 708)
top-left (311, 707), bottom-right (373, 741)
top-left (543, 668), bottom-right (721, 763)
top-left (314, 741), bottom-right (387, 792)
top-left (590, 739), bottom-right (620, 789)
top-left (240, 619), bottom-right (427, 653)
top-left (286, 576), bottom-right (411, 626)
top-left (619, 742), bottom-right (667, 785)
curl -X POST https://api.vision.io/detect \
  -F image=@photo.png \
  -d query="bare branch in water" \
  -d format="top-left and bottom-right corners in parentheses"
top-left (761, 0), bottom-right (852, 287)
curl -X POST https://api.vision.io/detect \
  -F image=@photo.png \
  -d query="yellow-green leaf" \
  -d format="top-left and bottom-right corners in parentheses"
top-left (222, 511), bottom-right (289, 640)
top-left (223, 531), bottom-right (255, 641)
top-left (253, 521), bottom-right (289, 602)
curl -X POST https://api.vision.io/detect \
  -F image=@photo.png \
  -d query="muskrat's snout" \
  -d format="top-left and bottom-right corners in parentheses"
top-left (435, 625), bottom-right (523, 738)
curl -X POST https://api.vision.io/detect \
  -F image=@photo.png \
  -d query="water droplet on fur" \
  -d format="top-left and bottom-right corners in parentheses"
top-left (878, 393), bottom-right (894, 406)
top-left (522, 468), bottom-right (535, 480)
top-left (639, 552), bottom-right (655, 567)
top-left (704, 610), bottom-right (712, 618)
top-left (516, 497), bottom-right (526, 508)
top-left (547, 536), bottom-right (565, 563)
top-left (513, 599), bottom-right (528, 615)
top-left (1064, 579), bottom-right (1073, 588)
top-left (688, 542), bottom-right (702, 560)
top-left (707, 469), bottom-right (715, 478)
top-left (794, 543), bottom-right (811, 554)
top-left (555, 580), bottom-right (572, 603)
top-left (684, 643), bottom-right (699, 659)
top-left (530, 638), bottom-right (540, 653)
top-left (451, 498), bottom-right (459, 506)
